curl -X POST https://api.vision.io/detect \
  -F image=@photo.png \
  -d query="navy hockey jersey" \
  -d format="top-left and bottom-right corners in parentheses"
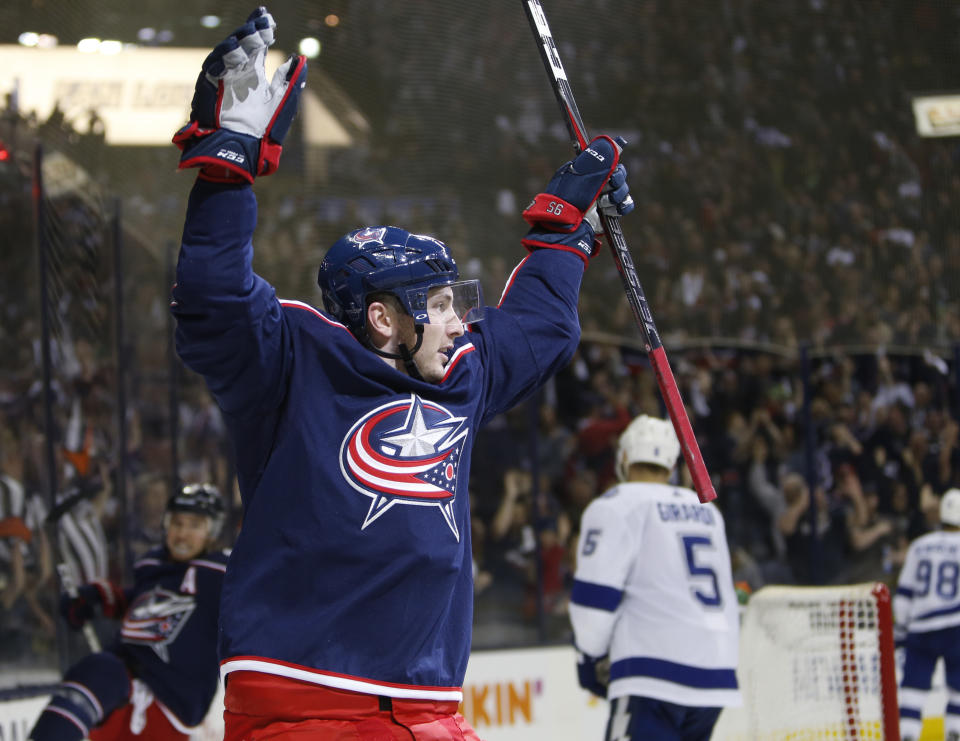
top-left (172, 181), bottom-right (583, 700)
top-left (116, 545), bottom-right (228, 727)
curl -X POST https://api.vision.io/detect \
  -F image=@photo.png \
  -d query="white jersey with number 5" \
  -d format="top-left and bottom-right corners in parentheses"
top-left (569, 482), bottom-right (742, 707)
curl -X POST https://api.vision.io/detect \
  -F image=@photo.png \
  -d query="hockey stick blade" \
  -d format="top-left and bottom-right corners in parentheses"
top-left (521, 0), bottom-right (716, 503)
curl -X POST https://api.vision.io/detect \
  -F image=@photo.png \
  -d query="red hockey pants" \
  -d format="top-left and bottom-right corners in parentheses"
top-left (223, 671), bottom-right (484, 740)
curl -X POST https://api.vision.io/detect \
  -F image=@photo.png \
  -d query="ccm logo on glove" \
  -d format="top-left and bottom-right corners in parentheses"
top-left (217, 150), bottom-right (246, 164)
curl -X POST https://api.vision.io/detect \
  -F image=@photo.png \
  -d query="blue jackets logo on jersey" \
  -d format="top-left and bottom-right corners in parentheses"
top-left (339, 394), bottom-right (468, 539)
top-left (120, 588), bottom-right (196, 662)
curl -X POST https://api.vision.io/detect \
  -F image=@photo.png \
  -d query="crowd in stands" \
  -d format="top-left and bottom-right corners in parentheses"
top-left (1, 0), bottom-right (959, 667)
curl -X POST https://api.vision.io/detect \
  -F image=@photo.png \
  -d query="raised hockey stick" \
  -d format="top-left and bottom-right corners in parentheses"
top-left (521, 0), bottom-right (716, 502)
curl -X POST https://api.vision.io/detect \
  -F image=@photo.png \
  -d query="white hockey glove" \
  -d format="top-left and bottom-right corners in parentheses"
top-left (173, 7), bottom-right (307, 183)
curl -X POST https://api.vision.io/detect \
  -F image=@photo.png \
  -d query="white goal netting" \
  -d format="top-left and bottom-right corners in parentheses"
top-left (714, 582), bottom-right (899, 741)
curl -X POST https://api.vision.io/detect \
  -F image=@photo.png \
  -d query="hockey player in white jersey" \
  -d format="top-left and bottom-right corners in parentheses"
top-left (569, 415), bottom-right (741, 741)
top-left (894, 487), bottom-right (960, 741)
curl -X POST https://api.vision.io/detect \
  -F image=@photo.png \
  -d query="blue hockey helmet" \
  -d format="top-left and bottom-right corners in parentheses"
top-left (317, 226), bottom-right (482, 336)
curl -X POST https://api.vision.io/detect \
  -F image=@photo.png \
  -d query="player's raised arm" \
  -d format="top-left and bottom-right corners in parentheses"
top-left (170, 9), bottom-right (307, 416)
top-left (475, 136), bottom-right (634, 417)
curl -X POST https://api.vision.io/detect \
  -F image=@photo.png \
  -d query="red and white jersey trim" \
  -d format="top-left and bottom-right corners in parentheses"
top-left (190, 558), bottom-right (227, 572)
top-left (157, 699), bottom-right (197, 734)
top-left (497, 256), bottom-right (530, 307)
top-left (441, 343), bottom-right (475, 382)
top-left (280, 299), bottom-right (353, 334)
top-left (220, 656), bottom-right (464, 702)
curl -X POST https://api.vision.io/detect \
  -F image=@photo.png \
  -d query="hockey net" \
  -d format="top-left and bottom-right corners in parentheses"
top-left (714, 582), bottom-right (899, 741)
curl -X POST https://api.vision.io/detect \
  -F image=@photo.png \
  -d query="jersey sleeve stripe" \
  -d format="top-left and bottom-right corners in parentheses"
top-left (915, 601), bottom-right (960, 622)
top-left (62, 681), bottom-right (104, 721)
top-left (44, 706), bottom-right (89, 735)
top-left (571, 579), bottom-right (623, 612)
top-left (190, 558), bottom-right (228, 572)
top-left (610, 657), bottom-right (739, 689)
top-left (896, 586), bottom-right (914, 598)
top-left (133, 557), bottom-right (163, 569)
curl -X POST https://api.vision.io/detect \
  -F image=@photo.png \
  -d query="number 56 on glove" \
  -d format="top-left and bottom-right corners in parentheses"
top-left (173, 7), bottom-right (307, 183)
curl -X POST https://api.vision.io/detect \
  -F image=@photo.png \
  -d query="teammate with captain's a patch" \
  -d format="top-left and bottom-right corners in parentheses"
top-left (169, 7), bottom-right (634, 740)
top-left (28, 484), bottom-right (228, 741)
top-left (570, 416), bottom-right (742, 741)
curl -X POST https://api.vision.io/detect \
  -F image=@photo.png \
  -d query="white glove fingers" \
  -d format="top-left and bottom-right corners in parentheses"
top-left (221, 43), bottom-right (252, 74)
top-left (237, 24), bottom-right (268, 60)
top-left (242, 8), bottom-right (276, 47)
top-left (256, 12), bottom-right (277, 47)
top-left (268, 56), bottom-right (296, 95)
top-left (597, 192), bottom-right (634, 217)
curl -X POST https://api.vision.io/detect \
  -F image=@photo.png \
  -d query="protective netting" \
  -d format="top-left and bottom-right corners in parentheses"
top-left (4, 0), bottom-right (959, 346)
top-left (714, 583), bottom-right (898, 741)
top-left (1, 0), bottom-right (959, 692)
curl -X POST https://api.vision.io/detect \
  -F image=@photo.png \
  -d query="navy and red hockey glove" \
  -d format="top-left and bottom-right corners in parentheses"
top-left (173, 7), bottom-right (307, 184)
top-left (522, 135), bottom-right (634, 265)
top-left (59, 580), bottom-right (127, 630)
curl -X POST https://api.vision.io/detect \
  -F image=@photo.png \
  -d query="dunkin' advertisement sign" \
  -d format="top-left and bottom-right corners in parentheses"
top-left (461, 646), bottom-right (608, 739)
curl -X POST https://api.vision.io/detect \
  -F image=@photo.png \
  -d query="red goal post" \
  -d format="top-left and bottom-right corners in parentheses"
top-left (714, 582), bottom-right (900, 741)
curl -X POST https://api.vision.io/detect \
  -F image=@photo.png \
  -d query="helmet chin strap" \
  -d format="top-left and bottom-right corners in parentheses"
top-left (368, 323), bottom-right (425, 381)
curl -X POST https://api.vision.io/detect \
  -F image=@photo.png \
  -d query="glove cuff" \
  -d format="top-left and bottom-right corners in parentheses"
top-left (521, 223), bottom-right (600, 267)
top-left (522, 193), bottom-right (583, 232)
top-left (176, 127), bottom-right (262, 184)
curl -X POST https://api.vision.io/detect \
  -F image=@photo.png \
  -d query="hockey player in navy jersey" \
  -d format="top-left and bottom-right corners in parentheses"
top-left (570, 415), bottom-right (741, 741)
top-left (28, 483), bottom-right (228, 741)
top-left (895, 487), bottom-right (960, 741)
top-left (168, 7), bottom-right (634, 740)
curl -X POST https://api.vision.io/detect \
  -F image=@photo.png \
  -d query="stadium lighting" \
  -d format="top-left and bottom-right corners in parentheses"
top-left (299, 37), bottom-right (321, 58)
top-left (77, 38), bottom-right (101, 53)
top-left (137, 27), bottom-right (157, 42)
top-left (37, 34), bottom-right (58, 48)
top-left (18, 32), bottom-right (40, 47)
top-left (324, 14), bottom-right (340, 27)
top-left (99, 40), bottom-right (123, 55)
top-left (201, 16), bottom-right (221, 28)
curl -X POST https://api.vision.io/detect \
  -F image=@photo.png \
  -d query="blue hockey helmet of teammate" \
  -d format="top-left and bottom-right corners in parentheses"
top-left (317, 226), bottom-right (484, 337)
top-left (166, 483), bottom-right (225, 539)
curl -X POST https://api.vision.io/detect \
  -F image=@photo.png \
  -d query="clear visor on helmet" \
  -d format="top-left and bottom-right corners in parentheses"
top-left (405, 280), bottom-right (485, 326)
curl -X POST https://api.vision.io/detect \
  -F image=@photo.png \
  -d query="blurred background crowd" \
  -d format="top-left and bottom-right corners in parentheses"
top-left (1, 0), bottom-right (959, 674)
